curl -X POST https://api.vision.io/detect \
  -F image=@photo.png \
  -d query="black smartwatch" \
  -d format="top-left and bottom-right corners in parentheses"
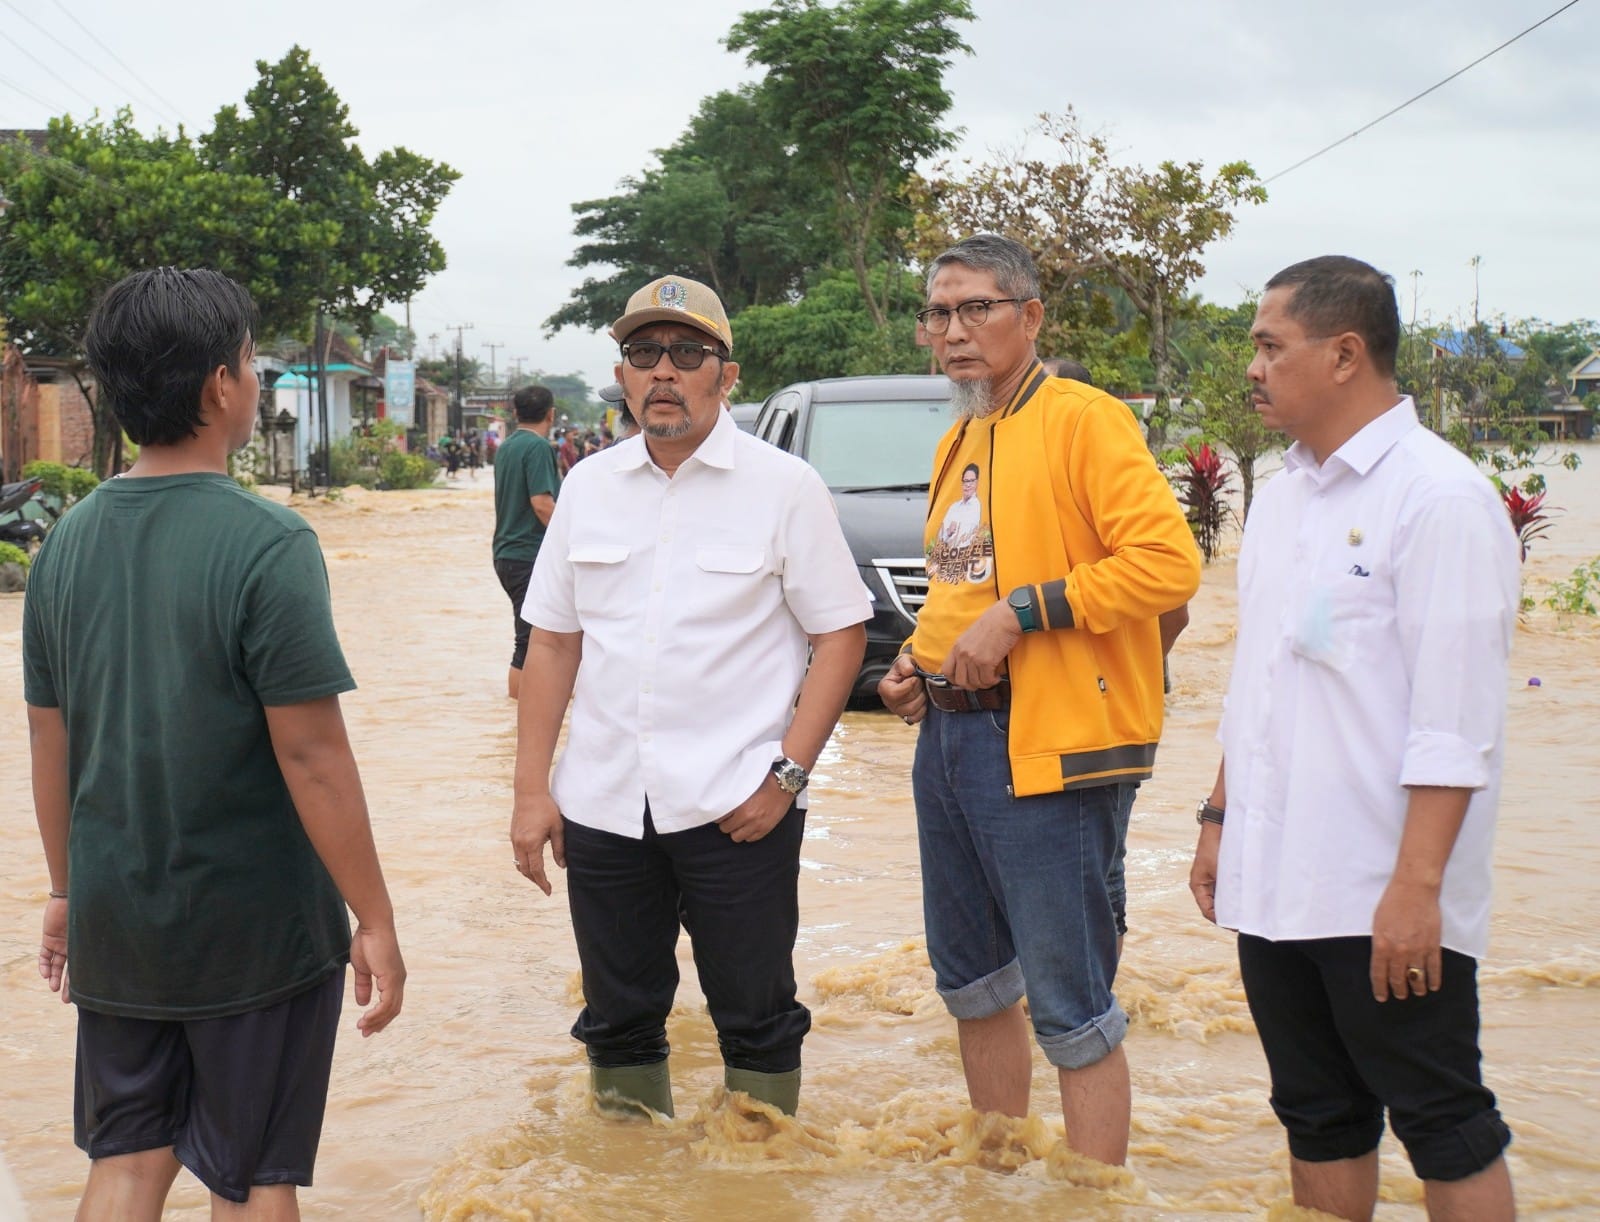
top-left (771, 756), bottom-right (810, 795)
top-left (1007, 585), bottom-right (1041, 633)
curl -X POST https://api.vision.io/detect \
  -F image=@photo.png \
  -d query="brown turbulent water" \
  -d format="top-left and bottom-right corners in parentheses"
top-left (3, 452), bottom-right (1599, 1220)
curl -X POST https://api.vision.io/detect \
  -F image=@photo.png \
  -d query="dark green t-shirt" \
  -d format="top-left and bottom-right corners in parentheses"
top-left (21, 473), bottom-right (354, 1020)
top-left (492, 428), bottom-right (559, 563)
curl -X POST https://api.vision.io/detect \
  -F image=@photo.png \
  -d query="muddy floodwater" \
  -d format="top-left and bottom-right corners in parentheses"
top-left (3, 450), bottom-right (1599, 1220)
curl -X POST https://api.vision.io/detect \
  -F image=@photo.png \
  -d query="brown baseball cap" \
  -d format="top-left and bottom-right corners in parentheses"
top-left (609, 275), bottom-right (733, 353)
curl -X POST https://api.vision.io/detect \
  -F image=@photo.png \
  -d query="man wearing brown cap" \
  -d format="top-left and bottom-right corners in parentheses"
top-left (509, 275), bottom-right (870, 1118)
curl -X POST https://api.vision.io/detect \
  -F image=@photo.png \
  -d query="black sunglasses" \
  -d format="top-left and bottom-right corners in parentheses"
top-left (620, 340), bottom-right (726, 371)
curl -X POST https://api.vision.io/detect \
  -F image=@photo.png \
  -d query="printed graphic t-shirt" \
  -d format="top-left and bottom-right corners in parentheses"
top-left (910, 409), bottom-right (1001, 671)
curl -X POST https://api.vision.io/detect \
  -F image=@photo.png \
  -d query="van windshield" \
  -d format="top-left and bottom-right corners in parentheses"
top-left (805, 397), bottom-right (952, 490)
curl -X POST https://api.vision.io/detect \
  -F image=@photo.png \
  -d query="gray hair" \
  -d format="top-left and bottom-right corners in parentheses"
top-left (926, 233), bottom-right (1041, 302)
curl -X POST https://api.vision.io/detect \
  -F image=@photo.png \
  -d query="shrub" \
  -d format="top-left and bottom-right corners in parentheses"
top-left (1544, 558), bottom-right (1600, 617)
top-left (22, 460), bottom-right (100, 505)
top-left (1167, 442), bottom-right (1233, 563)
top-left (378, 450), bottom-right (439, 490)
top-left (0, 540), bottom-right (30, 571)
top-left (1499, 484), bottom-right (1554, 563)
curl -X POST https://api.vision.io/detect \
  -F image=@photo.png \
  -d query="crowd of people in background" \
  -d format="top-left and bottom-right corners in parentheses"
top-left (427, 417), bottom-right (625, 480)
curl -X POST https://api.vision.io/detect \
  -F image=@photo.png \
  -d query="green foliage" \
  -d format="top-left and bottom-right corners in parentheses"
top-left (727, 0), bottom-right (974, 329)
top-left (548, 85), bottom-right (836, 335)
top-left (200, 46), bottom-right (458, 337)
top-left (912, 110), bottom-right (1266, 446)
top-left (1544, 558), bottom-right (1600, 617)
top-left (0, 541), bottom-right (30, 572)
top-left (377, 449), bottom-right (438, 490)
top-left (321, 419), bottom-right (435, 490)
top-left (1399, 321), bottom-right (1581, 488)
top-left (1172, 299), bottom-right (1276, 520)
top-left (21, 460), bottom-right (100, 504)
top-left (733, 266), bottom-right (929, 399)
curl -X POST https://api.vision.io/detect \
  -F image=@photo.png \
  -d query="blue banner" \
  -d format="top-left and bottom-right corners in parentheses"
top-left (384, 360), bottom-right (416, 426)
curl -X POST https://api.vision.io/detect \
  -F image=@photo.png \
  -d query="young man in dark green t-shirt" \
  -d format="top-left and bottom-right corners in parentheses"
top-left (491, 383), bottom-right (560, 699)
top-left (23, 268), bottom-right (406, 1219)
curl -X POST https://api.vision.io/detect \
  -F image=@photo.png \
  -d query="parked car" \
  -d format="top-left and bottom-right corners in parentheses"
top-left (728, 401), bottom-right (761, 433)
top-left (752, 375), bottom-right (952, 704)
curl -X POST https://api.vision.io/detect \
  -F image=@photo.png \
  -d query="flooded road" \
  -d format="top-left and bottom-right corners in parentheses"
top-left (3, 451), bottom-right (1599, 1219)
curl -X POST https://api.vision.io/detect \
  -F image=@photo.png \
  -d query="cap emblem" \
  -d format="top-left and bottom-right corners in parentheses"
top-left (654, 280), bottom-right (689, 311)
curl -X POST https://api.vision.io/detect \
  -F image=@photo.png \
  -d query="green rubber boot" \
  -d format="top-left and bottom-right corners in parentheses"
top-left (723, 1066), bottom-right (801, 1116)
top-left (590, 1061), bottom-right (674, 1119)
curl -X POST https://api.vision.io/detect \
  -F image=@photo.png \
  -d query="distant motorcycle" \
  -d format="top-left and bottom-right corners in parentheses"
top-left (0, 477), bottom-right (53, 555)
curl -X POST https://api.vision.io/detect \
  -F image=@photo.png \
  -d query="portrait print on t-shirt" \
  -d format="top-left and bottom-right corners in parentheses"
top-left (926, 461), bottom-right (993, 585)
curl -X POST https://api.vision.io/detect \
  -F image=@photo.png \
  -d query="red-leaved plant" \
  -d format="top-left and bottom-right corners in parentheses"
top-left (1172, 442), bottom-right (1232, 562)
top-left (1500, 485), bottom-right (1554, 563)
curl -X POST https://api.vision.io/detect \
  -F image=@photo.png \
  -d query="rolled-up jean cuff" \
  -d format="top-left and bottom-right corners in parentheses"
top-left (938, 960), bottom-right (1026, 1021)
top-left (1404, 1110), bottom-right (1512, 1182)
top-left (1036, 1001), bottom-right (1129, 1070)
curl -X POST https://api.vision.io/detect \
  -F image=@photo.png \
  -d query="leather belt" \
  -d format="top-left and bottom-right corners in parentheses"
top-left (923, 676), bottom-right (1010, 713)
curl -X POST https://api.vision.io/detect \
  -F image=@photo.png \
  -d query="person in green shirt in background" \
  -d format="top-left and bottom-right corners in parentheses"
top-left (24, 267), bottom-right (406, 1221)
top-left (492, 384), bottom-right (560, 699)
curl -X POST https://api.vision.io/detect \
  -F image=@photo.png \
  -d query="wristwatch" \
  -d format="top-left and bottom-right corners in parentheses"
top-left (771, 756), bottom-right (810, 795)
top-left (1007, 585), bottom-right (1041, 633)
top-left (1196, 799), bottom-right (1226, 827)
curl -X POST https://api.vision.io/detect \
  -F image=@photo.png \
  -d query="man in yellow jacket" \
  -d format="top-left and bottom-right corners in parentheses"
top-left (880, 233), bottom-right (1200, 1166)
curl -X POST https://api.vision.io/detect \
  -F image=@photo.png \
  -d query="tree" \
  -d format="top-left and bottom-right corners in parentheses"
top-left (1399, 321), bottom-right (1578, 492)
top-left (731, 266), bottom-right (929, 400)
top-left (1174, 299), bottom-right (1277, 520)
top-left (201, 45), bottom-right (458, 337)
top-left (546, 86), bottom-right (834, 335)
top-left (726, 0), bottom-right (973, 328)
top-left (0, 113), bottom-right (332, 473)
top-left (913, 111), bottom-right (1265, 445)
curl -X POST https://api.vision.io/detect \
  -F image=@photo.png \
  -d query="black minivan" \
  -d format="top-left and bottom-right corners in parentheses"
top-left (752, 374), bottom-right (953, 704)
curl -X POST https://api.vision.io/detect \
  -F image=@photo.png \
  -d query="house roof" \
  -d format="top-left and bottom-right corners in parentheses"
top-left (1569, 349), bottom-right (1600, 381)
top-left (1431, 329), bottom-right (1525, 360)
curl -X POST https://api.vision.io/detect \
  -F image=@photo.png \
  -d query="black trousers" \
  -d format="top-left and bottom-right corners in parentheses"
top-left (492, 556), bottom-right (535, 670)
top-left (563, 803), bottom-right (811, 1074)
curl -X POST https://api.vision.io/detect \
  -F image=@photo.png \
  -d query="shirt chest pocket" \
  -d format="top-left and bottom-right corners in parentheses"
top-left (684, 545), bottom-right (772, 624)
top-left (569, 543), bottom-right (631, 616)
top-left (1291, 574), bottom-right (1389, 673)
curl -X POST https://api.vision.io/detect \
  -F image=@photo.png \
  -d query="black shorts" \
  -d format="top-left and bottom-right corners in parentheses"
top-left (493, 556), bottom-right (535, 669)
top-left (74, 969), bottom-right (345, 1204)
top-left (1237, 934), bottom-right (1510, 1182)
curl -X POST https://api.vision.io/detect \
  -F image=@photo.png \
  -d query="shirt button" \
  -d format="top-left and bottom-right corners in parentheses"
top-left (653, 583), bottom-right (662, 592)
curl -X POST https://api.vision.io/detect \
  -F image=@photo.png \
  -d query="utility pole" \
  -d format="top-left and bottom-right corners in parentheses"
top-left (507, 356), bottom-right (528, 384)
top-left (482, 341), bottom-right (505, 387)
top-left (428, 332), bottom-right (440, 361)
top-left (446, 323), bottom-right (474, 434)
top-left (1469, 255), bottom-right (1482, 330)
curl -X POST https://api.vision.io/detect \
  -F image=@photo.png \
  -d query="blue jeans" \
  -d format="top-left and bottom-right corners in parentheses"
top-left (913, 706), bottom-right (1130, 1070)
top-left (1108, 782), bottom-right (1135, 937)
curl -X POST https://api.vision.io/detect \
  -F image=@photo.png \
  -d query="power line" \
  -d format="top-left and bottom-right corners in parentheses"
top-left (0, 0), bottom-right (184, 130)
top-left (0, 25), bottom-right (100, 113)
top-left (0, 71), bottom-right (70, 116)
top-left (1264, 0), bottom-right (1586, 184)
top-left (50, 0), bottom-right (188, 128)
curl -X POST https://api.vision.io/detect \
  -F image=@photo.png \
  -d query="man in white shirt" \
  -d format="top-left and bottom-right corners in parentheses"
top-left (510, 275), bottom-right (870, 1119)
top-left (1190, 256), bottom-right (1519, 1220)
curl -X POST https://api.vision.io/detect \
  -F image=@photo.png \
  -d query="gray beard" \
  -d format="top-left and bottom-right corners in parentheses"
top-left (642, 414), bottom-right (694, 440)
top-left (950, 377), bottom-right (996, 420)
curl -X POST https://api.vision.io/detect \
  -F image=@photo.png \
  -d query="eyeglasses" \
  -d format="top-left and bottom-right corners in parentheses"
top-left (914, 298), bottom-right (1024, 335)
top-left (620, 341), bottom-right (726, 371)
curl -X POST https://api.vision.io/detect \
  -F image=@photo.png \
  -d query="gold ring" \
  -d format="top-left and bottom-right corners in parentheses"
top-left (1406, 966), bottom-right (1423, 980)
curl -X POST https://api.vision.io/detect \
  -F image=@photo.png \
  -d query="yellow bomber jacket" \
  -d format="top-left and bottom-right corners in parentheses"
top-left (925, 363), bottom-right (1202, 797)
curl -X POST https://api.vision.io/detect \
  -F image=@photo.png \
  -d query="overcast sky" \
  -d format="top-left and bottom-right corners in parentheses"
top-left (2, 0), bottom-right (1595, 391)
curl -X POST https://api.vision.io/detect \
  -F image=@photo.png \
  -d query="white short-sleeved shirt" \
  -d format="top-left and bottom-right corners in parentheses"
top-left (522, 407), bottom-right (872, 837)
top-left (1216, 398), bottom-right (1521, 958)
